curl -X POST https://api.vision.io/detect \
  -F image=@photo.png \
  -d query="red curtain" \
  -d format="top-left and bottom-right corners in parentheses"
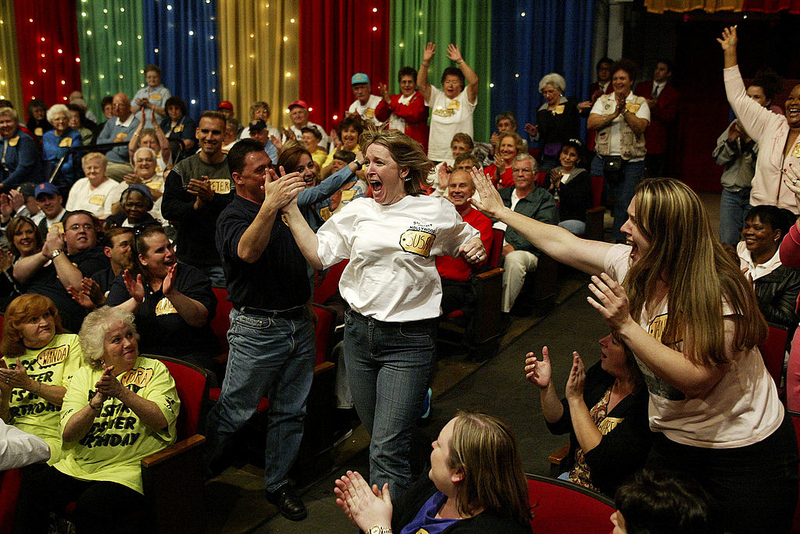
top-left (14, 0), bottom-right (81, 116)
top-left (742, 0), bottom-right (800, 12)
top-left (298, 0), bottom-right (390, 134)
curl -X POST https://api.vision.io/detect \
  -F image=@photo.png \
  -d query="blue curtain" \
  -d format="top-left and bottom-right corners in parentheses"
top-left (142, 0), bottom-right (219, 122)
top-left (490, 0), bottom-right (595, 141)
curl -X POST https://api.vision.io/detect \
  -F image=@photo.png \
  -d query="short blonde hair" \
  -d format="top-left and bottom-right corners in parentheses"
top-left (79, 307), bottom-right (139, 370)
top-left (82, 152), bottom-right (107, 170)
top-left (360, 128), bottom-right (433, 196)
top-left (0, 107), bottom-right (18, 122)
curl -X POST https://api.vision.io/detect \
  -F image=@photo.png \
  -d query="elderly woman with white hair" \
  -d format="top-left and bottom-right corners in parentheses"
top-left (524, 73), bottom-right (584, 172)
top-left (64, 152), bottom-right (127, 219)
top-left (12, 306), bottom-right (179, 533)
top-left (42, 104), bottom-right (82, 188)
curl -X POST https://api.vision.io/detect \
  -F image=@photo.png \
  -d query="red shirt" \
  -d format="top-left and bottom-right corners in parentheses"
top-left (436, 207), bottom-right (493, 282)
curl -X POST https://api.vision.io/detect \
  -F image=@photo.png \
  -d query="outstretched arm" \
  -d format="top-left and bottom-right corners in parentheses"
top-left (447, 44), bottom-right (478, 104)
top-left (417, 42), bottom-right (435, 102)
top-left (470, 168), bottom-right (612, 274)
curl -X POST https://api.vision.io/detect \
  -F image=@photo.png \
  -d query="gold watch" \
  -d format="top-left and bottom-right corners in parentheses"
top-left (368, 527), bottom-right (392, 534)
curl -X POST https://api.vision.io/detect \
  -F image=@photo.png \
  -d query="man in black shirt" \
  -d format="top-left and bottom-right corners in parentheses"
top-left (15, 210), bottom-right (107, 332)
top-left (205, 139), bottom-right (311, 521)
top-left (162, 111), bottom-right (231, 287)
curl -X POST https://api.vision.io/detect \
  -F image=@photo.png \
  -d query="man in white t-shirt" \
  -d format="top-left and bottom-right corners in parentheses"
top-left (285, 100), bottom-right (330, 151)
top-left (348, 73), bottom-right (383, 127)
top-left (417, 42), bottom-right (479, 163)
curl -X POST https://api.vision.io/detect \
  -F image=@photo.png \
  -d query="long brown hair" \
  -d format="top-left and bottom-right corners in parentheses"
top-left (447, 411), bottom-right (532, 526)
top-left (625, 178), bottom-right (767, 365)
top-left (1, 294), bottom-right (63, 356)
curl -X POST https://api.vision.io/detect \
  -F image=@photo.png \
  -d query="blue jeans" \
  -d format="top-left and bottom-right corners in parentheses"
top-left (719, 188), bottom-right (751, 246)
top-left (559, 219), bottom-right (586, 236)
top-left (343, 310), bottom-right (436, 494)
top-left (205, 308), bottom-right (315, 491)
top-left (591, 155), bottom-right (645, 242)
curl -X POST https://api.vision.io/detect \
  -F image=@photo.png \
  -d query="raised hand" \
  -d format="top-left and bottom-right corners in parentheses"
top-left (587, 273), bottom-right (634, 332)
top-left (162, 263), bottom-right (178, 296)
top-left (378, 82), bottom-right (391, 103)
top-left (7, 188), bottom-right (23, 212)
top-left (95, 364), bottom-right (124, 399)
top-left (564, 352), bottom-right (586, 401)
top-left (333, 470), bottom-right (392, 532)
top-left (469, 166), bottom-right (506, 217)
top-left (42, 224), bottom-right (65, 259)
top-left (423, 42), bottom-right (436, 63)
top-left (525, 346), bottom-right (553, 388)
top-left (446, 44), bottom-right (463, 63)
top-left (122, 269), bottom-right (145, 304)
top-left (717, 25), bottom-right (738, 52)
top-left (68, 283), bottom-right (96, 309)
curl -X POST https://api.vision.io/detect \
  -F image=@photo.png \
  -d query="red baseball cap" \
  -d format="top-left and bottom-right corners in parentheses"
top-left (288, 100), bottom-right (308, 110)
top-left (218, 101), bottom-right (234, 111)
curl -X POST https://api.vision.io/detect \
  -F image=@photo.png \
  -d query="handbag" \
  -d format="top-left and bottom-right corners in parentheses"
top-left (602, 155), bottom-right (624, 185)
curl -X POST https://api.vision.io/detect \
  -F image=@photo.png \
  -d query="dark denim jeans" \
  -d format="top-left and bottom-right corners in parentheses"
top-left (205, 308), bottom-right (315, 491)
top-left (343, 310), bottom-right (436, 495)
top-left (591, 155), bottom-right (645, 242)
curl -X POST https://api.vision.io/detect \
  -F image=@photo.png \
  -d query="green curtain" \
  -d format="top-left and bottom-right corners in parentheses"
top-left (0, 2), bottom-right (22, 109)
top-left (389, 0), bottom-right (492, 142)
top-left (76, 0), bottom-right (145, 120)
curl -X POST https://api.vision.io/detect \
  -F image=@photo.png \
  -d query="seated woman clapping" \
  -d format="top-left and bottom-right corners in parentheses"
top-left (526, 334), bottom-right (651, 496)
top-left (334, 411), bottom-right (532, 534)
top-left (0, 294), bottom-right (84, 464)
top-left (104, 224), bottom-right (219, 372)
top-left (12, 306), bottom-right (179, 533)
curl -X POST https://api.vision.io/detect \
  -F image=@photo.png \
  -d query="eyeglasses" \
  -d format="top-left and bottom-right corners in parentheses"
top-left (67, 223), bottom-right (95, 232)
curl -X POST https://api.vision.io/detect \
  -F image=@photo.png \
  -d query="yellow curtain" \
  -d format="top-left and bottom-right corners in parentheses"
top-left (645, 0), bottom-right (743, 12)
top-left (0, 2), bottom-right (23, 109)
top-left (217, 0), bottom-right (299, 131)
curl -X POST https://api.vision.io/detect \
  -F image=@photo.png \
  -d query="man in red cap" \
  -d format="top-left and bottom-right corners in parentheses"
top-left (285, 100), bottom-right (330, 151)
top-left (218, 101), bottom-right (234, 119)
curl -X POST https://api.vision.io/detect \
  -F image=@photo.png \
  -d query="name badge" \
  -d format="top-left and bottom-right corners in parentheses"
top-left (59, 137), bottom-right (73, 148)
top-left (37, 345), bottom-right (69, 367)
top-left (89, 194), bottom-right (105, 206)
top-left (341, 189), bottom-right (355, 202)
top-left (150, 94), bottom-right (162, 101)
top-left (399, 229), bottom-right (435, 257)
top-left (365, 108), bottom-right (375, 119)
top-left (446, 100), bottom-right (460, 111)
top-left (155, 297), bottom-right (178, 316)
top-left (320, 207), bottom-right (332, 221)
top-left (114, 132), bottom-right (128, 142)
top-left (174, 124), bottom-right (183, 133)
top-left (626, 102), bottom-right (641, 114)
top-left (554, 105), bottom-right (565, 115)
top-left (120, 367), bottom-right (153, 388)
top-left (208, 179), bottom-right (231, 194)
top-left (8, 135), bottom-right (19, 147)
top-left (35, 128), bottom-right (43, 137)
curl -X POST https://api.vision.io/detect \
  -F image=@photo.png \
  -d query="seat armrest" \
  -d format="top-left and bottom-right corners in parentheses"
top-left (548, 443), bottom-right (571, 478)
top-left (141, 434), bottom-right (205, 469)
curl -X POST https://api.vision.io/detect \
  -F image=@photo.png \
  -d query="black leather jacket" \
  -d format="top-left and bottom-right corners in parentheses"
top-left (754, 265), bottom-right (800, 331)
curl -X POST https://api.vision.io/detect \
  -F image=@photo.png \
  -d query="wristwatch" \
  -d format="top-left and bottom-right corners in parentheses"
top-left (368, 527), bottom-right (392, 534)
top-left (353, 159), bottom-right (365, 171)
top-left (50, 249), bottom-right (63, 260)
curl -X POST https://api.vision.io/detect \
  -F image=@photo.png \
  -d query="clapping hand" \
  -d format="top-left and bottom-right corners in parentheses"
top-left (122, 269), bottom-right (145, 304)
top-left (334, 470), bottom-right (392, 532)
top-left (95, 364), bottom-right (124, 399)
top-left (525, 346), bottom-right (553, 389)
top-left (564, 352), bottom-right (586, 401)
top-left (587, 273), bottom-right (635, 332)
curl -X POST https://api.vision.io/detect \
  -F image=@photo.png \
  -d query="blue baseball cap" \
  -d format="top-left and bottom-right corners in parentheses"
top-left (351, 73), bottom-right (370, 85)
top-left (35, 182), bottom-right (60, 199)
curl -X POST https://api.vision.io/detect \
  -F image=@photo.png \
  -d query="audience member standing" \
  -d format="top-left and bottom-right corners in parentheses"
top-left (161, 96), bottom-right (197, 156)
top-left (131, 64), bottom-right (171, 128)
top-left (587, 59), bottom-right (650, 242)
top-left (348, 73), bottom-right (383, 127)
top-left (722, 27), bottom-right (800, 215)
top-left (418, 42), bottom-right (479, 163)
top-left (205, 139), bottom-right (312, 521)
top-left (635, 60), bottom-right (680, 177)
top-left (283, 130), bottom-right (484, 495)
top-left (41, 105), bottom-right (82, 190)
top-left (26, 100), bottom-right (51, 142)
top-left (96, 94), bottom-right (141, 182)
top-left (162, 111), bottom-right (232, 287)
top-left (525, 73), bottom-right (583, 173)
top-left (714, 73), bottom-right (781, 246)
top-left (375, 66), bottom-right (429, 151)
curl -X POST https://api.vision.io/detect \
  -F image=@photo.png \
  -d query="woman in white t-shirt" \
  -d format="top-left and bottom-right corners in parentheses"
top-left (284, 130), bottom-right (484, 496)
top-left (472, 173), bottom-right (797, 534)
